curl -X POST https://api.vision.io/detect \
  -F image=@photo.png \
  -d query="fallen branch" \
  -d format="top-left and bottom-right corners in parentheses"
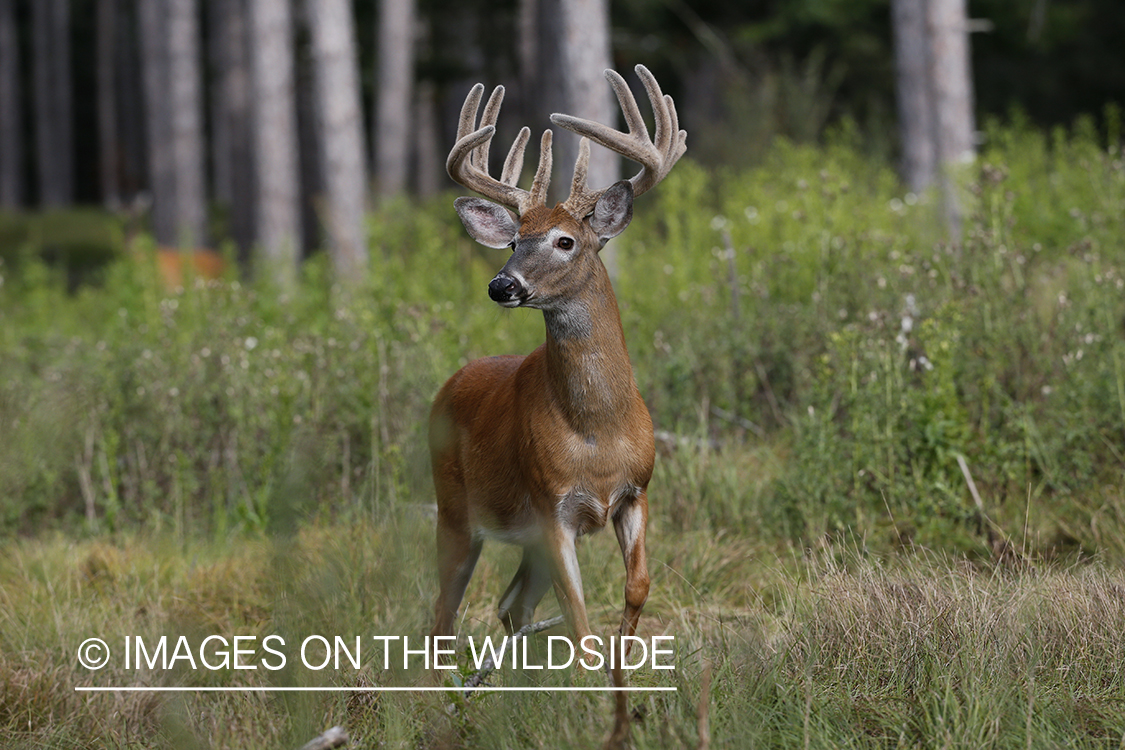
top-left (460, 615), bottom-right (565, 696)
top-left (297, 725), bottom-right (348, 750)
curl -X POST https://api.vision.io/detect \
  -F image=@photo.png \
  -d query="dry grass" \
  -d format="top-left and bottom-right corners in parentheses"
top-left (2, 518), bottom-right (1125, 749)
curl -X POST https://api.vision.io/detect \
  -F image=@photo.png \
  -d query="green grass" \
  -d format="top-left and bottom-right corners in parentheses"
top-left (1, 114), bottom-right (1125, 747)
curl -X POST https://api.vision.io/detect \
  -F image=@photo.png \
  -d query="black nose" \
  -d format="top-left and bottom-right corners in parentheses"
top-left (488, 273), bottom-right (524, 303)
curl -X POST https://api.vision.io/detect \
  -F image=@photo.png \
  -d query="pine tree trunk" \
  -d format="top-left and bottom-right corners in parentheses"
top-left (51, 0), bottom-right (73, 204)
top-left (928, 0), bottom-right (975, 168)
top-left (139, 0), bottom-right (176, 243)
top-left (306, 0), bottom-right (368, 280)
top-left (413, 79), bottom-right (441, 198)
top-left (209, 0), bottom-right (234, 207)
top-left (534, 0), bottom-right (618, 273)
top-left (374, 0), bottom-right (415, 198)
top-left (116, 0), bottom-right (146, 197)
top-left (166, 0), bottom-right (207, 247)
top-left (0, 0), bottom-right (22, 208)
top-left (97, 0), bottom-right (121, 209)
top-left (210, 0), bottom-right (256, 259)
top-left (249, 0), bottom-right (301, 284)
top-left (891, 0), bottom-right (975, 238)
top-left (32, 0), bottom-right (73, 207)
top-left (891, 0), bottom-right (935, 193)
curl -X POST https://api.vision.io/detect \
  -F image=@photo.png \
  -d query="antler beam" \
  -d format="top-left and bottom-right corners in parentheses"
top-left (447, 65), bottom-right (687, 221)
top-left (552, 64), bottom-right (688, 217)
top-left (446, 84), bottom-right (551, 216)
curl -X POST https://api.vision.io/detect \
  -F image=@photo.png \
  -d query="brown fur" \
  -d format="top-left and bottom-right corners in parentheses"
top-left (428, 203), bottom-right (653, 665)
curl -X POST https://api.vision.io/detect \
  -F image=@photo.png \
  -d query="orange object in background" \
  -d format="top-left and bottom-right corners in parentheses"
top-left (149, 247), bottom-right (226, 290)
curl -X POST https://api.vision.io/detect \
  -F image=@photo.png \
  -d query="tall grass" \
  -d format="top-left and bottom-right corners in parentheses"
top-left (3, 115), bottom-right (1123, 556)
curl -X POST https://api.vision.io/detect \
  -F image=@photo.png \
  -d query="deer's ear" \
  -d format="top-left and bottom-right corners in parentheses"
top-left (455, 197), bottom-right (519, 249)
top-left (590, 180), bottom-right (633, 243)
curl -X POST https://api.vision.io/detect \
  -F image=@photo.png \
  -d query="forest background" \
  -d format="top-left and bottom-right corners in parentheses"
top-left (2, 1), bottom-right (1125, 748)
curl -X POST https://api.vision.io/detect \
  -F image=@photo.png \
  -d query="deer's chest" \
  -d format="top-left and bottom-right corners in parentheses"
top-left (529, 427), bottom-right (650, 535)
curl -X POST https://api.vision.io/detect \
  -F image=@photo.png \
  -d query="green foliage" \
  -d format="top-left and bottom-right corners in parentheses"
top-left (3, 118), bottom-right (1125, 750)
top-left (2, 117), bottom-right (1124, 562)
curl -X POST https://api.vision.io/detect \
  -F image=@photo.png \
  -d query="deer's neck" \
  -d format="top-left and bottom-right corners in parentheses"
top-left (542, 273), bottom-right (637, 437)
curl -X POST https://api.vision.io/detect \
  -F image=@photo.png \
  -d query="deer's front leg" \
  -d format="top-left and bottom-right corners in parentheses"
top-left (606, 492), bottom-right (650, 747)
top-left (542, 522), bottom-right (594, 665)
top-left (613, 492), bottom-right (650, 643)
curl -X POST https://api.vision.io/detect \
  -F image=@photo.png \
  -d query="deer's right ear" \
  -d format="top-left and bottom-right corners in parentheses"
top-left (455, 197), bottom-right (519, 249)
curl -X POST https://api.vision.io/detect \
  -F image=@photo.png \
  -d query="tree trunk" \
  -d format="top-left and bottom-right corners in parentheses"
top-left (374, 0), bottom-right (415, 198)
top-left (166, 0), bottom-right (207, 247)
top-left (534, 0), bottom-right (618, 274)
top-left (0, 0), bottom-right (22, 208)
top-left (306, 0), bottom-right (368, 281)
top-left (138, 0), bottom-right (176, 242)
top-left (536, 0), bottom-right (617, 195)
top-left (209, 0), bottom-right (256, 260)
top-left (249, 0), bottom-right (301, 285)
top-left (116, 0), bottom-right (146, 197)
top-left (209, 0), bottom-right (234, 207)
top-left (413, 79), bottom-right (441, 197)
top-left (97, 0), bottom-right (121, 209)
top-left (892, 0), bottom-right (975, 237)
top-left (927, 0), bottom-right (975, 237)
top-left (32, 0), bottom-right (73, 207)
top-left (296, 51), bottom-right (323, 262)
top-left (891, 0), bottom-right (935, 193)
top-left (928, 0), bottom-right (975, 168)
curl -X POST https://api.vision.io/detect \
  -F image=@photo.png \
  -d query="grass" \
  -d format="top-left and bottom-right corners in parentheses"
top-left (3, 520), bottom-right (1125, 748)
top-left (2, 113), bottom-right (1125, 746)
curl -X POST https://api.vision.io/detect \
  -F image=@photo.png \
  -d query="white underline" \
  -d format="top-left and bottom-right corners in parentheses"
top-left (75, 686), bottom-right (676, 693)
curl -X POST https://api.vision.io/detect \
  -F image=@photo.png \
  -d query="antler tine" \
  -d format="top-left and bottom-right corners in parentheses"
top-left (455, 83), bottom-right (485, 141)
top-left (551, 64), bottom-right (687, 213)
top-left (447, 83), bottom-right (541, 214)
top-left (569, 138), bottom-right (591, 199)
top-left (501, 127), bottom-right (531, 187)
top-left (474, 85), bottom-right (506, 172)
top-left (527, 130), bottom-right (553, 211)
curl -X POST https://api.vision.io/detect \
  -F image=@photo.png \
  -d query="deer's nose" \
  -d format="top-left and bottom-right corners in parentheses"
top-left (488, 273), bottom-right (524, 304)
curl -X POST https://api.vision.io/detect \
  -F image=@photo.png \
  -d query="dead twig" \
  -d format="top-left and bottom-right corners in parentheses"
top-left (297, 726), bottom-right (348, 750)
top-left (459, 615), bottom-right (564, 696)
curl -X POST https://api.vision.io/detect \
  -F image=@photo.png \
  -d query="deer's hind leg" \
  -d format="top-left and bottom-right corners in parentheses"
top-left (429, 424), bottom-right (482, 641)
top-left (497, 544), bottom-right (553, 633)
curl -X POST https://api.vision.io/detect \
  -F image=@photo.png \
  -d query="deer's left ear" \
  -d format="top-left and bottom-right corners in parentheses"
top-left (590, 180), bottom-right (633, 244)
top-left (455, 196), bottom-right (519, 249)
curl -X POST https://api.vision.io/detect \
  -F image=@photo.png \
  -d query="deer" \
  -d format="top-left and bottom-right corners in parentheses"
top-left (429, 63), bottom-right (685, 740)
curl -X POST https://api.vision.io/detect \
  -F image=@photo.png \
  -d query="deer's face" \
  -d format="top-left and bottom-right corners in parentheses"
top-left (455, 181), bottom-right (634, 312)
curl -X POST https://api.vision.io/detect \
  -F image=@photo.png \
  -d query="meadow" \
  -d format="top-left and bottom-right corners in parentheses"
top-left (1, 112), bottom-right (1124, 748)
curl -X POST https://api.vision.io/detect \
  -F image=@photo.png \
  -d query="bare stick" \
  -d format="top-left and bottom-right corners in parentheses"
top-left (461, 615), bottom-right (564, 696)
top-left (956, 453), bottom-right (984, 514)
top-left (297, 726), bottom-right (348, 750)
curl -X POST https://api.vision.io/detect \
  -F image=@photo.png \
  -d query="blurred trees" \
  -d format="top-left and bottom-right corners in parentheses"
top-left (891, 0), bottom-right (975, 235)
top-left (31, 0), bottom-right (72, 206)
top-left (248, 0), bottom-right (300, 285)
top-left (0, 0), bottom-right (21, 207)
top-left (0, 0), bottom-right (1120, 279)
top-left (373, 0), bottom-right (414, 197)
top-left (167, 0), bottom-right (207, 248)
top-left (306, 0), bottom-right (368, 279)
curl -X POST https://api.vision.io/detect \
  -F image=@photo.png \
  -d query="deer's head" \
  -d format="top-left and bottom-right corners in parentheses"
top-left (448, 66), bottom-right (687, 314)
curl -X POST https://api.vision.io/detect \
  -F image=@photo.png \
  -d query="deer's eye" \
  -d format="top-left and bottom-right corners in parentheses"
top-left (557, 236), bottom-right (575, 251)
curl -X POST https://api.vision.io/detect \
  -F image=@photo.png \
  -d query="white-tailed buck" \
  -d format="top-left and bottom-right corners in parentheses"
top-left (430, 64), bottom-right (685, 720)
